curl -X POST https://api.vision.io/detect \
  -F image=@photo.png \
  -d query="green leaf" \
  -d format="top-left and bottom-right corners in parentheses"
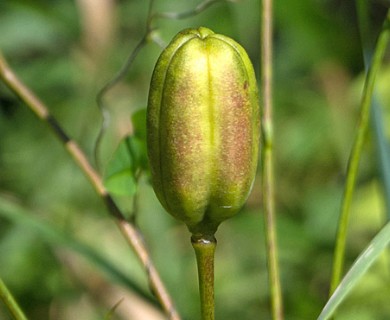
top-left (0, 195), bottom-right (156, 307)
top-left (357, 0), bottom-right (390, 219)
top-left (127, 134), bottom-right (148, 172)
top-left (131, 108), bottom-right (147, 140)
top-left (317, 221), bottom-right (390, 320)
top-left (371, 99), bottom-right (390, 219)
top-left (103, 135), bottom-right (148, 196)
top-left (104, 170), bottom-right (137, 197)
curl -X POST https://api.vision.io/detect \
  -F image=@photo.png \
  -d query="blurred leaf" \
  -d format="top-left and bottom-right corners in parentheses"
top-left (357, 2), bottom-right (390, 219)
top-left (131, 108), bottom-right (147, 140)
top-left (371, 100), bottom-right (390, 219)
top-left (0, 195), bottom-right (155, 306)
top-left (104, 168), bottom-right (137, 197)
top-left (0, 4), bottom-right (68, 55)
top-left (317, 221), bottom-right (390, 320)
top-left (103, 135), bottom-right (147, 196)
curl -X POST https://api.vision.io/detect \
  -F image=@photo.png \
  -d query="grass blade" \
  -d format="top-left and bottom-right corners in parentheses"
top-left (318, 221), bottom-right (390, 320)
top-left (371, 100), bottom-right (390, 219)
top-left (0, 276), bottom-right (28, 320)
top-left (357, 0), bottom-right (390, 219)
top-left (329, 9), bottom-right (390, 294)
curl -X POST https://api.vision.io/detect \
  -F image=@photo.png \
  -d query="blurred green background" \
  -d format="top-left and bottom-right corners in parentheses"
top-left (1, 0), bottom-right (390, 319)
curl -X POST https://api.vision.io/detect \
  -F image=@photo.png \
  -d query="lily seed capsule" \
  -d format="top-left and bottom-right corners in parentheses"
top-left (147, 27), bottom-right (260, 237)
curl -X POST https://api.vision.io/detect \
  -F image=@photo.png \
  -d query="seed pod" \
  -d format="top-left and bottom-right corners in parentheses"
top-left (147, 27), bottom-right (260, 236)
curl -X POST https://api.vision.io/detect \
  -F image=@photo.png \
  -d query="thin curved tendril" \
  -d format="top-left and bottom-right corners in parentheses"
top-left (94, 34), bottom-right (148, 169)
top-left (153, 0), bottom-right (227, 20)
top-left (94, 0), bottom-right (231, 168)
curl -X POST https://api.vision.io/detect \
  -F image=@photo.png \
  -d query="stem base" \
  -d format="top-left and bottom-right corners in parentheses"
top-left (191, 235), bottom-right (217, 320)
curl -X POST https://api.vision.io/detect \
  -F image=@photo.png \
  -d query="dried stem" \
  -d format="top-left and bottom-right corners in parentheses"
top-left (261, 0), bottom-right (284, 319)
top-left (0, 53), bottom-right (181, 320)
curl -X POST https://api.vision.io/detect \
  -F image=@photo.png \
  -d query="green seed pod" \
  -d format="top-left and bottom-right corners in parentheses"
top-left (147, 27), bottom-right (260, 237)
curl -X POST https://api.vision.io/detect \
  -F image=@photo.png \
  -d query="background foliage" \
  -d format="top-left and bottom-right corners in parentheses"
top-left (1, 0), bottom-right (390, 319)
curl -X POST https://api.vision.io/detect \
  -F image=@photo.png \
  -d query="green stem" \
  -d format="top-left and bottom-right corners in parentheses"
top-left (0, 276), bottom-right (28, 320)
top-left (191, 235), bottom-right (216, 320)
top-left (329, 10), bottom-right (390, 295)
top-left (261, 0), bottom-right (284, 319)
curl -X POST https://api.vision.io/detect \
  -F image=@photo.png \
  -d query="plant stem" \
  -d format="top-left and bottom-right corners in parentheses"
top-left (0, 276), bottom-right (28, 320)
top-left (261, 0), bottom-right (284, 319)
top-left (191, 235), bottom-right (216, 320)
top-left (329, 10), bottom-right (390, 295)
top-left (0, 52), bottom-right (181, 320)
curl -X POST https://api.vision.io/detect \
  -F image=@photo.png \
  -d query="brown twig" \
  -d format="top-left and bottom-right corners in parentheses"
top-left (0, 52), bottom-right (181, 320)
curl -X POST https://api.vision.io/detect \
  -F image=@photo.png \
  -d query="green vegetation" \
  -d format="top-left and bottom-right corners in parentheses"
top-left (1, 1), bottom-right (390, 319)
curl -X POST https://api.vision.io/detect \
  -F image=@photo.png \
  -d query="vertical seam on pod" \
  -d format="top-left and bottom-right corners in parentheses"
top-left (205, 38), bottom-right (215, 219)
top-left (206, 42), bottom-right (215, 153)
top-left (157, 35), bottom-right (197, 214)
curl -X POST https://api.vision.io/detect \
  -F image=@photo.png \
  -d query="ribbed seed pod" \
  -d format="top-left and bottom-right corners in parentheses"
top-left (147, 27), bottom-right (260, 236)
